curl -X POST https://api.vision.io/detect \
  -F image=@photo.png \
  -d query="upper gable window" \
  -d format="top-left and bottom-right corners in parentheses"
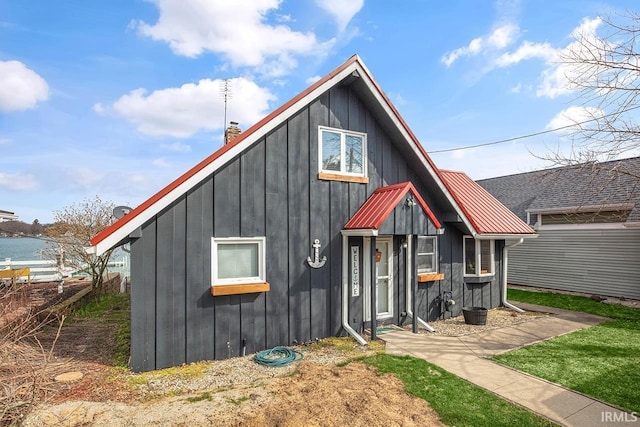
top-left (318, 126), bottom-right (368, 183)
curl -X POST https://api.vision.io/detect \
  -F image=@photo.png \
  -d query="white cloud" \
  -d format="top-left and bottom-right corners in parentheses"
top-left (537, 17), bottom-right (603, 98)
top-left (442, 16), bottom-right (611, 100)
top-left (546, 106), bottom-right (604, 131)
top-left (136, 0), bottom-right (334, 77)
top-left (430, 144), bottom-right (550, 180)
top-left (305, 75), bottom-right (322, 85)
top-left (92, 102), bottom-right (106, 114)
top-left (63, 167), bottom-right (104, 190)
top-left (0, 61), bottom-right (49, 113)
top-left (442, 24), bottom-right (519, 67)
top-left (0, 138), bottom-right (11, 145)
top-left (494, 41), bottom-right (556, 67)
top-left (103, 77), bottom-right (275, 138)
top-left (315, 0), bottom-right (364, 32)
top-left (161, 141), bottom-right (191, 152)
top-left (0, 172), bottom-right (38, 191)
top-left (152, 157), bottom-right (172, 168)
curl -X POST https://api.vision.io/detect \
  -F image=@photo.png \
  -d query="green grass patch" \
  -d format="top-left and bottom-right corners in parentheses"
top-left (186, 392), bottom-right (212, 403)
top-left (495, 289), bottom-right (640, 413)
top-left (226, 396), bottom-right (250, 405)
top-left (309, 336), bottom-right (384, 353)
top-left (73, 292), bottom-right (131, 367)
top-left (507, 289), bottom-right (640, 321)
top-left (364, 354), bottom-right (556, 427)
top-left (129, 361), bottom-right (209, 387)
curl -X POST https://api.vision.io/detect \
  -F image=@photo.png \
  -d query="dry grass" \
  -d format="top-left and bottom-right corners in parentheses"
top-left (0, 282), bottom-right (69, 425)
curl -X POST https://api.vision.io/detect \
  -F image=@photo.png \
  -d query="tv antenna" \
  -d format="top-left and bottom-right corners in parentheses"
top-left (220, 79), bottom-right (233, 131)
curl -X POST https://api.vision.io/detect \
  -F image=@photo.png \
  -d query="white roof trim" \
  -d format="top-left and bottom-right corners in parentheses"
top-left (355, 60), bottom-right (476, 236)
top-left (527, 203), bottom-right (634, 215)
top-left (341, 229), bottom-right (379, 237)
top-left (92, 56), bottom-right (476, 255)
top-left (474, 233), bottom-right (538, 240)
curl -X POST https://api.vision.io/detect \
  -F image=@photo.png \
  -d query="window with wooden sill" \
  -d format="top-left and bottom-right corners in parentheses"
top-left (417, 236), bottom-right (442, 282)
top-left (318, 126), bottom-right (368, 183)
top-left (211, 237), bottom-right (269, 296)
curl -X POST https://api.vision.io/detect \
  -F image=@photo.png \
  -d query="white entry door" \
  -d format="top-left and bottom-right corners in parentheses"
top-left (364, 237), bottom-right (393, 321)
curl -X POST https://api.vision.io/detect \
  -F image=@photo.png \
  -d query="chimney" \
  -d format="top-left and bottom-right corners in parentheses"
top-left (224, 121), bottom-right (241, 144)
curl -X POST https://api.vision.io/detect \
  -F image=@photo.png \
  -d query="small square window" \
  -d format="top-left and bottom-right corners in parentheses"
top-left (463, 237), bottom-right (494, 276)
top-left (319, 126), bottom-right (367, 178)
top-left (212, 237), bottom-right (266, 285)
top-left (417, 236), bottom-right (438, 274)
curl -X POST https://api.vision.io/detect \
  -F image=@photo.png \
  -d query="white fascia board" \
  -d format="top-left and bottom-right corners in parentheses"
top-left (527, 203), bottom-right (634, 215)
top-left (475, 233), bottom-right (538, 240)
top-left (539, 223), bottom-right (626, 231)
top-left (355, 61), bottom-right (477, 236)
top-left (92, 63), bottom-right (362, 256)
top-left (341, 229), bottom-right (379, 237)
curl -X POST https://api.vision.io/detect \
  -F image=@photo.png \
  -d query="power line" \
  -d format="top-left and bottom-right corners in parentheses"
top-left (428, 104), bottom-right (640, 154)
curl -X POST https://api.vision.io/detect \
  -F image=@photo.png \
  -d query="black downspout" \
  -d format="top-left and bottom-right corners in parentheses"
top-left (370, 236), bottom-right (377, 340)
top-left (412, 234), bottom-right (418, 334)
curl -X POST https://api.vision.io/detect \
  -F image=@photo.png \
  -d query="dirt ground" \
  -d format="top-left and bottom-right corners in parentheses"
top-left (22, 361), bottom-right (444, 427)
top-left (6, 311), bottom-right (443, 427)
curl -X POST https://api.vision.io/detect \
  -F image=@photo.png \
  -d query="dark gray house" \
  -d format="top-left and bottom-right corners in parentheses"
top-left (90, 55), bottom-right (535, 372)
top-left (478, 157), bottom-right (640, 300)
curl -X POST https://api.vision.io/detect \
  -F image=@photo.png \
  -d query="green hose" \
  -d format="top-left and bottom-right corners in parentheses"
top-left (253, 346), bottom-right (303, 367)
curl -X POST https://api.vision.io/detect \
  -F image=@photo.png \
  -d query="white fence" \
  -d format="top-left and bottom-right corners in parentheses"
top-left (1, 256), bottom-right (128, 285)
top-left (0, 258), bottom-right (64, 283)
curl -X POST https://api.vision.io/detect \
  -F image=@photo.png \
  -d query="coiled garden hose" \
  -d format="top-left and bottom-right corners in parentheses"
top-left (253, 346), bottom-right (303, 367)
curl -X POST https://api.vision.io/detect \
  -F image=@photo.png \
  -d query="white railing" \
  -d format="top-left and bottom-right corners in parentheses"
top-left (1, 255), bottom-right (128, 285)
top-left (1, 258), bottom-right (68, 283)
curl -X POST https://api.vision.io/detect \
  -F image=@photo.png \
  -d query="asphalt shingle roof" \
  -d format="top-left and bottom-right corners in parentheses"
top-left (477, 157), bottom-right (640, 224)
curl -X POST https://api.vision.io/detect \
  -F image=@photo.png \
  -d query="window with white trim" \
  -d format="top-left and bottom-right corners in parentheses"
top-left (318, 126), bottom-right (367, 177)
top-left (417, 236), bottom-right (438, 274)
top-left (212, 237), bottom-right (266, 285)
top-left (463, 237), bottom-right (494, 276)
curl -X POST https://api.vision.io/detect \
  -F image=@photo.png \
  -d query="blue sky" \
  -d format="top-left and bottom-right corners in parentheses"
top-left (1, 0), bottom-right (637, 223)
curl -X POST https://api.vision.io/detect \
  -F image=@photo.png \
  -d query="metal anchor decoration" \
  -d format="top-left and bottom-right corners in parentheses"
top-left (307, 239), bottom-right (327, 268)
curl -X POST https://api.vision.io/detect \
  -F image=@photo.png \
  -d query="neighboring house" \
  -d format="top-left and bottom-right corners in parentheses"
top-left (0, 210), bottom-right (18, 222)
top-left (90, 55), bottom-right (535, 372)
top-left (478, 157), bottom-right (640, 300)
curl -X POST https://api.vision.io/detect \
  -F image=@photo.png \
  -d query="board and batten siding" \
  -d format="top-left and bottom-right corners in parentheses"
top-left (508, 228), bottom-right (640, 300)
top-left (129, 84), bottom-right (451, 372)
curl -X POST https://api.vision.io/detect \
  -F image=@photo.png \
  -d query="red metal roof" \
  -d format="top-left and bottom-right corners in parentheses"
top-left (439, 170), bottom-right (535, 235)
top-left (344, 182), bottom-right (441, 230)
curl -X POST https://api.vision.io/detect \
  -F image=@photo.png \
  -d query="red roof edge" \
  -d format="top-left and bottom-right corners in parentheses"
top-left (408, 182), bottom-right (442, 230)
top-left (344, 181), bottom-right (442, 230)
top-left (91, 55), bottom-right (361, 246)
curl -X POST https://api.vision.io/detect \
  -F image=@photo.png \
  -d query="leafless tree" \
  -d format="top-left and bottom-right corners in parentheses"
top-left (546, 11), bottom-right (640, 180)
top-left (45, 196), bottom-right (116, 297)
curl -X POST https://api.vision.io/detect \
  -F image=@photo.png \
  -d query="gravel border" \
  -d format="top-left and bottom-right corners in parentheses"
top-left (406, 307), bottom-right (549, 337)
top-left (137, 344), bottom-right (377, 397)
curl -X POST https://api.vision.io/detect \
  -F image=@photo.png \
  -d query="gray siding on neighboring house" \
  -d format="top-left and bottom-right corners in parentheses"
top-left (508, 228), bottom-right (640, 300)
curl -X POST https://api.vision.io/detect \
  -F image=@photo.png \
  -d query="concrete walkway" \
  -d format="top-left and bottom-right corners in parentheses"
top-left (381, 303), bottom-right (640, 427)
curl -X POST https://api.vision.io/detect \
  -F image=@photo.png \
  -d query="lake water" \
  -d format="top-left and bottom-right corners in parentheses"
top-left (0, 237), bottom-right (48, 261)
top-left (0, 237), bottom-right (130, 277)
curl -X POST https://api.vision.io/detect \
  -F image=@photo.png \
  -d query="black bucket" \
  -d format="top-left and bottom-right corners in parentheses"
top-left (462, 307), bottom-right (488, 325)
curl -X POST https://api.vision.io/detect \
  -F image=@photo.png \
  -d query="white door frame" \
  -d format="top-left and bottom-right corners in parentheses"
top-left (363, 236), bottom-right (394, 321)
